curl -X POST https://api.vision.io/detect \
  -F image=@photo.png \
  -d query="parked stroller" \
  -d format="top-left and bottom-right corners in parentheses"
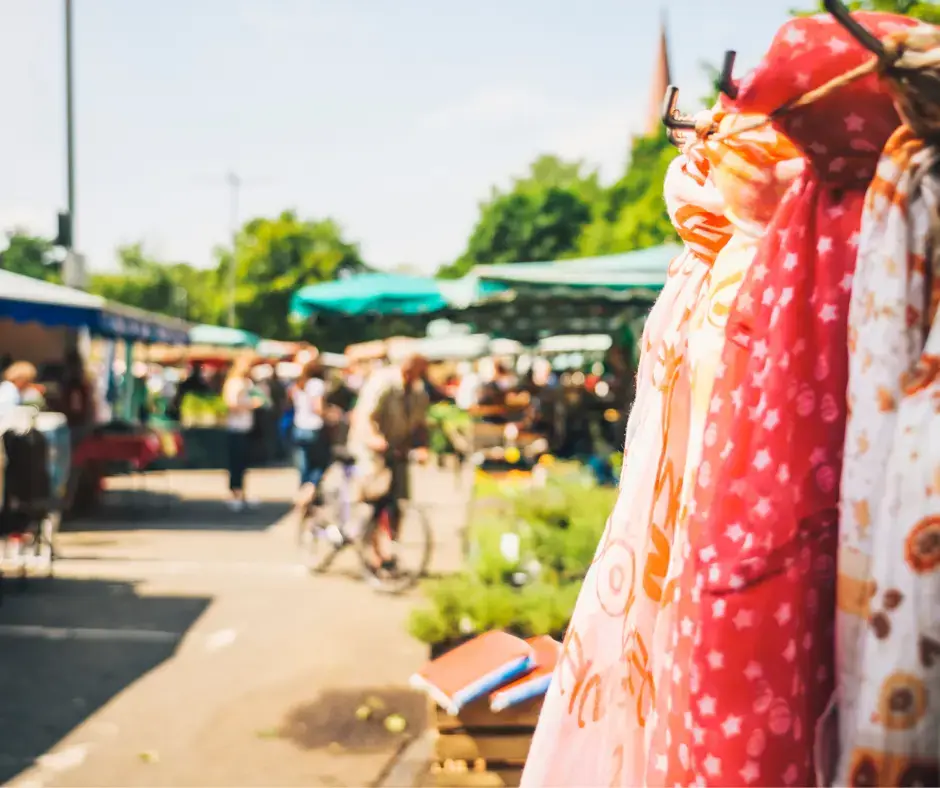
top-left (0, 407), bottom-right (70, 596)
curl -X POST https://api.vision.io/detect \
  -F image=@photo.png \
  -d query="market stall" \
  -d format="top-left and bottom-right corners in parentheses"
top-left (169, 325), bottom-right (292, 469)
top-left (0, 269), bottom-right (191, 516)
top-left (291, 272), bottom-right (486, 319)
top-left (450, 244), bottom-right (677, 344)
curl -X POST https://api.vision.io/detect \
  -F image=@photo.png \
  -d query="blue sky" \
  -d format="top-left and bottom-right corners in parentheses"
top-left (1, 0), bottom-right (803, 274)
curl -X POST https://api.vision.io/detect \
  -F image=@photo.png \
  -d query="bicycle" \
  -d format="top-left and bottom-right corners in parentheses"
top-left (297, 448), bottom-right (433, 594)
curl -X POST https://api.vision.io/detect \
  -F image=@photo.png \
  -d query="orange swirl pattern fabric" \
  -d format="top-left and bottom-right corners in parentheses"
top-left (835, 126), bottom-right (940, 787)
top-left (520, 145), bottom-right (731, 788)
top-left (642, 113), bottom-right (803, 787)
top-left (678, 13), bottom-right (914, 787)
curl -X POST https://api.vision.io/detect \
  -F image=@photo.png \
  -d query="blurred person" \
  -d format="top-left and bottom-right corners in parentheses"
top-left (60, 349), bottom-right (95, 428)
top-left (169, 361), bottom-right (209, 420)
top-left (131, 361), bottom-right (151, 423)
top-left (291, 357), bottom-right (330, 513)
top-left (478, 360), bottom-right (518, 406)
top-left (455, 361), bottom-right (481, 410)
top-left (347, 353), bottom-right (430, 579)
top-left (206, 367), bottom-right (225, 395)
top-left (323, 368), bottom-right (356, 449)
top-left (604, 344), bottom-right (636, 446)
top-left (0, 362), bottom-right (39, 415)
top-left (222, 357), bottom-right (263, 511)
top-left (423, 369), bottom-right (452, 405)
top-left (280, 348), bottom-right (319, 443)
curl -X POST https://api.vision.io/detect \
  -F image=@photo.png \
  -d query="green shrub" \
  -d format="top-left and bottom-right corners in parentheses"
top-left (407, 575), bottom-right (580, 645)
top-left (409, 465), bottom-right (616, 647)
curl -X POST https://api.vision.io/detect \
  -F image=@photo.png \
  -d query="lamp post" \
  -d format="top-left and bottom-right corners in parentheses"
top-left (65, 0), bottom-right (75, 244)
top-left (62, 0), bottom-right (83, 288)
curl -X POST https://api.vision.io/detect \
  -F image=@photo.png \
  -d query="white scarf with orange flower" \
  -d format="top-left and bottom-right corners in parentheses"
top-left (835, 126), bottom-right (940, 785)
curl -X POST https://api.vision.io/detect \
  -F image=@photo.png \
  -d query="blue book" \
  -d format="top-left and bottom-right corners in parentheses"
top-left (490, 636), bottom-right (561, 712)
top-left (409, 631), bottom-right (535, 716)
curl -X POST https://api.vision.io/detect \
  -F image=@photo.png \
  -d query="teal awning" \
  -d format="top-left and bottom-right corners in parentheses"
top-left (189, 324), bottom-right (260, 348)
top-left (290, 272), bottom-right (491, 319)
top-left (469, 244), bottom-right (680, 301)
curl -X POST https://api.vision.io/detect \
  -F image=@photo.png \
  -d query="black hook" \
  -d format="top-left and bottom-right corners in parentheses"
top-left (718, 50), bottom-right (738, 99)
top-left (661, 86), bottom-right (696, 148)
top-left (661, 86), bottom-right (697, 130)
top-left (822, 0), bottom-right (886, 57)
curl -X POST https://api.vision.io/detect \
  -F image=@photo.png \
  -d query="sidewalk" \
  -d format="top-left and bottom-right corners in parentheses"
top-left (2, 464), bottom-right (468, 787)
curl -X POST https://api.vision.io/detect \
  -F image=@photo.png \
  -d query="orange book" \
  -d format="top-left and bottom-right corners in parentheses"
top-left (489, 635), bottom-right (561, 712)
top-left (409, 631), bottom-right (535, 715)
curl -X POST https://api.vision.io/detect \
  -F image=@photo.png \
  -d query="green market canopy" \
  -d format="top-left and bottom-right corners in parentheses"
top-left (189, 324), bottom-right (260, 348)
top-left (290, 272), bottom-right (485, 319)
top-left (450, 244), bottom-right (679, 341)
top-left (288, 244), bottom-right (679, 343)
top-left (467, 243), bottom-right (679, 301)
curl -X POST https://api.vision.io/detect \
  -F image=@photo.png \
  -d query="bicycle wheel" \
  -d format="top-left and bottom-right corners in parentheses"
top-left (357, 502), bottom-right (432, 594)
top-left (299, 465), bottom-right (354, 574)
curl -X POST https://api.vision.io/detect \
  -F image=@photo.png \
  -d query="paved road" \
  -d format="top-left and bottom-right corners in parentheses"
top-left (0, 464), bottom-right (469, 788)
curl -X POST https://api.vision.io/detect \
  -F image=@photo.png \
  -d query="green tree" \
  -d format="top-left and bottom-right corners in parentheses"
top-left (795, 0), bottom-right (940, 22)
top-left (515, 155), bottom-right (604, 207)
top-left (439, 188), bottom-right (592, 279)
top-left (438, 156), bottom-right (597, 279)
top-left (225, 211), bottom-right (368, 338)
top-left (577, 130), bottom-right (678, 257)
top-left (0, 232), bottom-right (60, 282)
top-left (89, 244), bottom-right (218, 323)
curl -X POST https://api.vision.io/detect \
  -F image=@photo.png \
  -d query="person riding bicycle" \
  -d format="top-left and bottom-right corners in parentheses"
top-left (346, 353), bottom-right (430, 577)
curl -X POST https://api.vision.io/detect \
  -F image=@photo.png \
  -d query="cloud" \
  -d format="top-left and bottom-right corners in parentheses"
top-left (419, 86), bottom-right (558, 132)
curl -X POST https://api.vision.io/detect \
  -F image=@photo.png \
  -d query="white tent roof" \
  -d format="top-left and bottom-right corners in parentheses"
top-left (0, 268), bottom-right (103, 308)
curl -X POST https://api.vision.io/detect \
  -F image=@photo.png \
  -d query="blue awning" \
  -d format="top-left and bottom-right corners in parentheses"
top-left (0, 269), bottom-right (190, 344)
top-left (97, 304), bottom-right (191, 345)
top-left (0, 269), bottom-right (105, 328)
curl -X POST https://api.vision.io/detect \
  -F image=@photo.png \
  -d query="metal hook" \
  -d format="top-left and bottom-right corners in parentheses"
top-left (718, 51), bottom-right (738, 99)
top-left (822, 0), bottom-right (886, 58)
top-left (662, 86), bottom-right (696, 129)
top-left (662, 86), bottom-right (697, 148)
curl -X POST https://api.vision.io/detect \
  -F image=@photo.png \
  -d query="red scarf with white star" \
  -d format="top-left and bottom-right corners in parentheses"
top-left (673, 12), bottom-right (920, 787)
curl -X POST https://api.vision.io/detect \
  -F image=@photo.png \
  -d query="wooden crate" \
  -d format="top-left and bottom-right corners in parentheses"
top-left (423, 696), bottom-right (542, 788)
top-left (426, 765), bottom-right (522, 787)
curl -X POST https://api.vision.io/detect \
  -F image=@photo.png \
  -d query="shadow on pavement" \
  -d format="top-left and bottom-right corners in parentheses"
top-left (63, 490), bottom-right (292, 533)
top-left (0, 576), bottom-right (210, 784)
top-left (279, 687), bottom-right (428, 753)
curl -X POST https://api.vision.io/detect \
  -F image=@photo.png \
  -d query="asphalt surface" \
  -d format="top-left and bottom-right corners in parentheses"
top-left (0, 463), bottom-right (469, 788)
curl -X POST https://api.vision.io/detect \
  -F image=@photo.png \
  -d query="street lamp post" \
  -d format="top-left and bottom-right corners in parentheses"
top-left (65, 0), bottom-right (75, 245)
top-left (62, 0), bottom-right (84, 289)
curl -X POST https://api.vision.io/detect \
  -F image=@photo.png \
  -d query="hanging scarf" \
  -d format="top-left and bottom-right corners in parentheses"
top-left (835, 125), bottom-right (940, 787)
top-left (643, 111), bottom-right (803, 787)
top-left (520, 144), bottom-right (731, 788)
top-left (677, 13), bottom-right (918, 787)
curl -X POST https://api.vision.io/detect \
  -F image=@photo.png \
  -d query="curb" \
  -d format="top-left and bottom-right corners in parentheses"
top-left (376, 730), bottom-right (435, 787)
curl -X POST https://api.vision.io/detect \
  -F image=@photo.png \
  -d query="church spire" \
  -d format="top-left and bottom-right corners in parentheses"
top-left (645, 9), bottom-right (672, 137)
